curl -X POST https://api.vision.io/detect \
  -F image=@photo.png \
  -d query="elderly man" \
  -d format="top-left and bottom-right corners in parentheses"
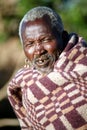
top-left (7, 6), bottom-right (87, 130)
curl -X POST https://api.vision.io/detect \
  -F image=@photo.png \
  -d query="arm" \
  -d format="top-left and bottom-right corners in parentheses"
top-left (7, 77), bottom-right (33, 130)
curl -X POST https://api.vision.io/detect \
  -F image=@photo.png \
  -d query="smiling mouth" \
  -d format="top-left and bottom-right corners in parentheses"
top-left (35, 57), bottom-right (50, 67)
top-left (34, 53), bottom-right (51, 67)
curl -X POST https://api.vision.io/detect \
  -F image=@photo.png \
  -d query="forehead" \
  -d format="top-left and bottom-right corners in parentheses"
top-left (21, 15), bottom-right (54, 39)
top-left (22, 15), bottom-right (52, 32)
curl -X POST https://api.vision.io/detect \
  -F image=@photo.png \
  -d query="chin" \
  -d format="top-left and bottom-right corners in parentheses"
top-left (33, 57), bottom-right (55, 75)
top-left (37, 66), bottom-right (53, 76)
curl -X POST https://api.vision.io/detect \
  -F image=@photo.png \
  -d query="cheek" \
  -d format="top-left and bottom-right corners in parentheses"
top-left (44, 42), bottom-right (58, 53)
top-left (24, 47), bottom-right (35, 60)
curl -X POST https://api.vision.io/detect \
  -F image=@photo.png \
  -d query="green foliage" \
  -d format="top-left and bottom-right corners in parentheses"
top-left (16, 0), bottom-right (53, 17)
top-left (0, 33), bottom-right (8, 43)
top-left (57, 0), bottom-right (87, 40)
top-left (0, 0), bottom-right (87, 43)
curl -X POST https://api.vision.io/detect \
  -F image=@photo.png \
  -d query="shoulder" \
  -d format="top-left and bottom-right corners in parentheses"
top-left (78, 36), bottom-right (87, 47)
top-left (15, 67), bottom-right (32, 77)
top-left (9, 67), bottom-right (33, 86)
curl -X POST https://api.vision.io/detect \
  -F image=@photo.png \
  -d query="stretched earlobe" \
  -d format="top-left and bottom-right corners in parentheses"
top-left (24, 58), bottom-right (30, 68)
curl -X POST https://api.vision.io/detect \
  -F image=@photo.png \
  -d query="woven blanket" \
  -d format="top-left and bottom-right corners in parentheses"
top-left (7, 35), bottom-right (87, 130)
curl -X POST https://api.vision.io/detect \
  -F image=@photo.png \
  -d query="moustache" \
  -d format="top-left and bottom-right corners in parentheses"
top-left (34, 53), bottom-right (52, 62)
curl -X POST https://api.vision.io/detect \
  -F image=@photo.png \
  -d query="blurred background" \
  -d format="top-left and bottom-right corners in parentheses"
top-left (0, 0), bottom-right (87, 129)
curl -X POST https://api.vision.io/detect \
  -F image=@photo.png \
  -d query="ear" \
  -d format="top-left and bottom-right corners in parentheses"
top-left (62, 30), bottom-right (69, 49)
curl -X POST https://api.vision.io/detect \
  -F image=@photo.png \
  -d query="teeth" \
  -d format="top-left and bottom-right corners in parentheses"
top-left (39, 59), bottom-right (45, 63)
top-left (36, 56), bottom-right (49, 65)
top-left (39, 60), bottom-right (43, 63)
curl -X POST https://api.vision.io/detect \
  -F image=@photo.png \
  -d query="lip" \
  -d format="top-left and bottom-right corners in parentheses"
top-left (35, 56), bottom-right (50, 67)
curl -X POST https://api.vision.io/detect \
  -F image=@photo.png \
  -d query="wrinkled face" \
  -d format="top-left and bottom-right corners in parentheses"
top-left (21, 16), bottom-right (62, 75)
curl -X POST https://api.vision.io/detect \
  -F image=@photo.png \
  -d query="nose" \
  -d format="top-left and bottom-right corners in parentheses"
top-left (34, 42), bottom-right (44, 55)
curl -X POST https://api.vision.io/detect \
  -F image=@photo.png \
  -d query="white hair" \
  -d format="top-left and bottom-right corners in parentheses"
top-left (19, 6), bottom-right (64, 44)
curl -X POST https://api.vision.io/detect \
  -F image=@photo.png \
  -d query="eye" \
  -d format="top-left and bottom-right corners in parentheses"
top-left (42, 37), bottom-right (54, 43)
top-left (25, 41), bottom-right (34, 47)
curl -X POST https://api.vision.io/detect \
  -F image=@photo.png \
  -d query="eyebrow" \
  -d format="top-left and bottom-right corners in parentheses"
top-left (24, 34), bottom-right (53, 42)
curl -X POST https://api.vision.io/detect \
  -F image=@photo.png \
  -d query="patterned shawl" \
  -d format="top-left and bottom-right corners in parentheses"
top-left (7, 34), bottom-right (87, 130)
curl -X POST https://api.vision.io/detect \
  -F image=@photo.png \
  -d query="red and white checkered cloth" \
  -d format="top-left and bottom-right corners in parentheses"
top-left (7, 35), bottom-right (87, 130)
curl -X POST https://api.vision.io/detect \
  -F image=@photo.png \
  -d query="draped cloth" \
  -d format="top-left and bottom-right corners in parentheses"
top-left (7, 35), bottom-right (87, 130)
